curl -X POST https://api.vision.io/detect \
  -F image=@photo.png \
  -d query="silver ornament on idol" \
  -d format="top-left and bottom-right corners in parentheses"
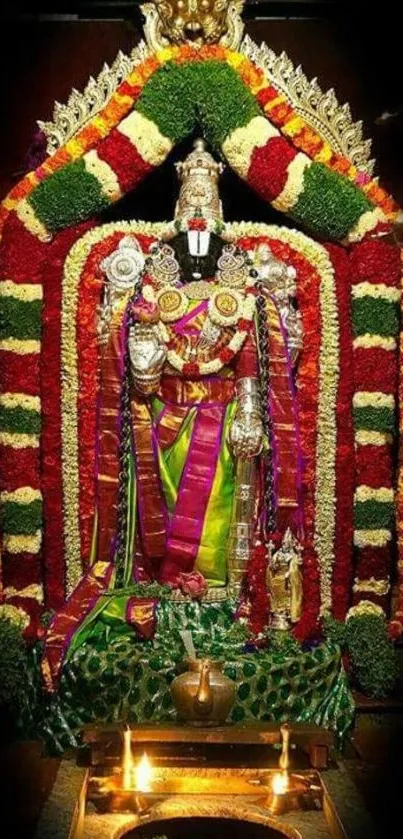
top-left (101, 236), bottom-right (145, 289)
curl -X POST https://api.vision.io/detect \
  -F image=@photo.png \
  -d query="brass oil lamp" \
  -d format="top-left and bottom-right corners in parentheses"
top-left (262, 724), bottom-right (323, 815)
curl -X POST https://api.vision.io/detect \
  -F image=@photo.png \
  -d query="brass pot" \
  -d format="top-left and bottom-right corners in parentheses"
top-left (170, 658), bottom-right (235, 726)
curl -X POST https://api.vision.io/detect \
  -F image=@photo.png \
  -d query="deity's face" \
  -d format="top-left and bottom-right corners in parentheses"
top-left (155, 0), bottom-right (229, 46)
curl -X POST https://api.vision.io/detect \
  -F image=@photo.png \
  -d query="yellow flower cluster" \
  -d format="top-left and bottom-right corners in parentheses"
top-left (354, 485), bottom-right (394, 503)
top-left (353, 335), bottom-right (396, 351)
top-left (0, 432), bottom-right (39, 448)
top-left (0, 280), bottom-right (42, 301)
top-left (0, 392), bottom-right (40, 411)
top-left (352, 282), bottom-right (400, 302)
top-left (272, 154), bottom-right (311, 213)
top-left (15, 198), bottom-right (51, 242)
top-left (0, 604), bottom-right (30, 630)
top-left (346, 600), bottom-right (385, 620)
top-left (346, 207), bottom-right (387, 244)
top-left (3, 583), bottom-right (44, 602)
top-left (353, 528), bottom-right (391, 548)
top-left (0, 486), bottom-right (42, 504)
top-left (222, 115), bottom-right (278, 179)
top-left (0, 338), bottom-right (40, 354)
top-left (353, 391), bottom-right (395, 409)
top-left (3, 530), bottom-right (42, 554)
top-left (355, 430), bottom-right (392, 446)
top-left (353, 577), bottom-right (390, 596)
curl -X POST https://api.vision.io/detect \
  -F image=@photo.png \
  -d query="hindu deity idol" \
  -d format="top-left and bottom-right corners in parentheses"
top-left (41, 138), bottom-right (304, 686)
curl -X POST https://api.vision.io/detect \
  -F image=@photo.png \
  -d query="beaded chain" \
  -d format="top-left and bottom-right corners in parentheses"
top-left (255, 284), bottom-right (277, 538)
top-left (114, 280), bottom-right (142, 587)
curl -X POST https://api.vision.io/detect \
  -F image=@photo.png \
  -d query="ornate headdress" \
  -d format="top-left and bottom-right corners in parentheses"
top-left (174, 138), bottom-right (224, 222)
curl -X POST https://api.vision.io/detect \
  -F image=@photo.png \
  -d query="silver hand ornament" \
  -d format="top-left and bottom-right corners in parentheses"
top-left (229, 377), bottom-right (264, 459)
top-left (129, 324), bottom-right (166, 395)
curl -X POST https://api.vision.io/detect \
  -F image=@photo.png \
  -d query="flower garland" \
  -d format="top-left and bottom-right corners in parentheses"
top-left (2, 53), bottom-right (395, 254)
top-left (393, 248), bottom-right (403, 638)
top-left (0, 213), bottom-right (45, 628)
top-left (325, 244), bottom-right (355, 622)
top-left (0, 43), bottom-right (395, 244)
top-left (350, 238), bottom-right (400, 618)
top-left (41, 222), bottom-right (94, 608)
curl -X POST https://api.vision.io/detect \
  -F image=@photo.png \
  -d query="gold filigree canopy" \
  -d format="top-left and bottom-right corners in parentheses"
top-left (37, 0), bottom-right (375, 177)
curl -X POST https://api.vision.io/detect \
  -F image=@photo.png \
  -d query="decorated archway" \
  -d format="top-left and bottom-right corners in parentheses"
top-left (0, 18), bottom-right (401, 689)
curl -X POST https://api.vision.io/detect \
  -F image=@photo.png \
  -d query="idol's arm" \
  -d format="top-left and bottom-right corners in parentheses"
top-left (230, 332), bottom-right (263, 459)
top-left (229, 377), bottom-right (263, 458)
top-left (227, 336), bottom-right (263, 596)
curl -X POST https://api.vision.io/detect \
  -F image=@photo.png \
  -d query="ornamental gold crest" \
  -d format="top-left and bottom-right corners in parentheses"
top-left (141, 0), bottom-right (245, 51)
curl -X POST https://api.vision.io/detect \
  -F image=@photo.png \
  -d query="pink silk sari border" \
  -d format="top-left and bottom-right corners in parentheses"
top-left (172, 300), bottom-right (208, 334)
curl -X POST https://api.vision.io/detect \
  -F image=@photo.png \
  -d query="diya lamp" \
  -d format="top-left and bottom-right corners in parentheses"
top-left (262, 724), bottom-right (323, 815)
top-left (89, 729), bottom-right (155, 814)
top-left (113, 730), bottom-right (154, 813)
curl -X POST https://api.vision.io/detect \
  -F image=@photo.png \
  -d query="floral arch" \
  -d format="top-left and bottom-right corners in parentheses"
top-left (0, 42), bottom-right (401, 648)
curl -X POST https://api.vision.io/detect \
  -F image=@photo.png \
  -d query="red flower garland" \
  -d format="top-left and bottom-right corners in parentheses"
top-left (1, 552), bottom-right (43, 592)
top-left (0, 447), bottom-right (39, 491)
top-left (247, 138), bottom-right (296, 203)
top-left (0, 351), bottom-right (39, 395)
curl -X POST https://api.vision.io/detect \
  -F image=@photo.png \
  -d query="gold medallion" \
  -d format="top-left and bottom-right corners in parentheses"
top-left (209, 288), bottom-right (242, 327)
top-left (157, 287), bottom-right (188, 322)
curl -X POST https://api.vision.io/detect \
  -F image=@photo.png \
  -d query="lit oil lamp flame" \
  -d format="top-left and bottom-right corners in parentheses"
top-left (272, 772), bottom-right (289, 795)
top-left (135, 752), bottom-right (153, 793)
top-left (122, 728), bottom-right (133, 790)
